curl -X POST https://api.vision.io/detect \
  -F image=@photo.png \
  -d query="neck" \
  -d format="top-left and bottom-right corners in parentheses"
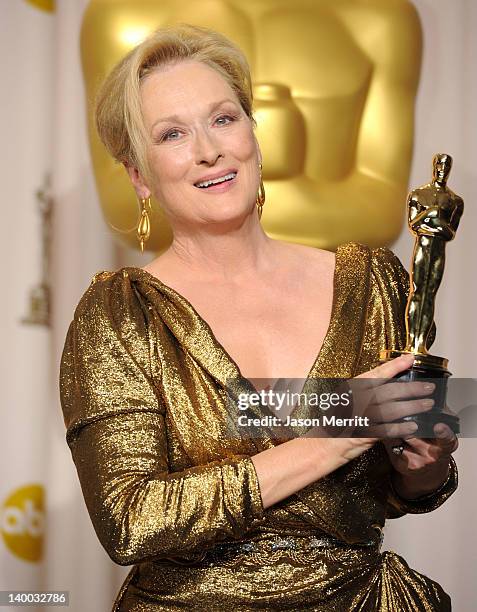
top-left (433, 177), bottom-right (447, 188)
top-left (164, 213), bottom-right (278, 283)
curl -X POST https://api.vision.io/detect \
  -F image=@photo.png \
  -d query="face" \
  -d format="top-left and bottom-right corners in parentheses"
top-left (433, 154), bottom-right (452, 182)
top-left (129, 60), bottom-right (261, 228)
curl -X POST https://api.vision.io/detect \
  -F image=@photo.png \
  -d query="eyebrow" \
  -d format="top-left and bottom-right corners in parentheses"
top-left (150, 98), bottom-right (239, 133)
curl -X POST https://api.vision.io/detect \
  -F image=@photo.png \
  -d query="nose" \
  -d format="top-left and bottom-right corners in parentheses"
top-left (194, 127), bottom-right (222, 166)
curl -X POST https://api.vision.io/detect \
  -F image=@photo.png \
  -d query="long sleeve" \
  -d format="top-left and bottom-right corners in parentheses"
top-left (59, 272), bottom-right (264, 566)
top-left (386, 455), bottom-right (458, 517)
top-left (371, 247), bottom-right (458, 519)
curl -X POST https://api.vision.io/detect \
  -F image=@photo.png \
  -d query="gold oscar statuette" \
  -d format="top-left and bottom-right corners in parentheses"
top-left (380, 153), bottom-right (464, 437)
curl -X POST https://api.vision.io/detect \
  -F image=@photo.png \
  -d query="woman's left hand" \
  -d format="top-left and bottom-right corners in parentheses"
top-left (383, 423), bottom-right (458, 498)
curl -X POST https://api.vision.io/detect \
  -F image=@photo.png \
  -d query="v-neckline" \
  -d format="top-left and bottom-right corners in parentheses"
top-left (126, 244), bottom-right (343, 396)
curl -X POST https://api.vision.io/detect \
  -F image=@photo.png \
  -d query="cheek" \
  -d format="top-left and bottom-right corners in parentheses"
top-left (149, 148), bottom-right (192, 188)
top-left (231, 128), bottom-right (257, 162)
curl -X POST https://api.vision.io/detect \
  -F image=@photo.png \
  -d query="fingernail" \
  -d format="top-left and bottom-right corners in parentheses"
top-left (424, 383), bottom-right (435, 391)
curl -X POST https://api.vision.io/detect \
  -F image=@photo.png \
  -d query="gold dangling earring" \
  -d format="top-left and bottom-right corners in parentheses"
top-left (137, 196), bottom-right (151, 252)
top-left (255, 162), bottom-right (265, 219)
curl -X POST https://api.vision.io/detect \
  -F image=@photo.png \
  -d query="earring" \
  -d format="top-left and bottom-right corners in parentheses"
top-left (256, 162), bottom-right (265, 219)
top-left (137, 196), bottom-right (151, 252)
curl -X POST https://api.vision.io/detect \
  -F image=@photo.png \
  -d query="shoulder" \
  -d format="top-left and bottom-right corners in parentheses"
top-left (59, 268), bottom-right (160, 445)
top-left (69, 268), bottom-right (150, 347)
top-left (369, 245), bottom-right (409, 292)
top-left (335, 241), bottom-right (410, 297)
top-left (365, 246), bottom-right (411, 333)
top-left (331, 243), bottom-right (415, 353)
top-left (74, 268), bottom-right (141, 312)
top-left (336, 1), bottom-right (421, 48)
top-left (337, 240), bottom-right (407, 273)
top-left (334, 0), bottom-right (421, 80)
top-left (280, 240), bottom-right (405, 278)
top-left (61, 267), bottom-right (157, 394)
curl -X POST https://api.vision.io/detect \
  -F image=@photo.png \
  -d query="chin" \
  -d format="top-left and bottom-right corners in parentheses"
top-left (204, 205), bottom-right (252, 225)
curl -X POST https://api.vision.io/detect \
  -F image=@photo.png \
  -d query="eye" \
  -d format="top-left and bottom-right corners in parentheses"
top-left (161, 129), bottom-right (182, 142)
top-left (215, 114), bottom-right (237, 126)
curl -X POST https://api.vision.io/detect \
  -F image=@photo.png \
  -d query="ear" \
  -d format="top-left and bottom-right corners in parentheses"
top-left (253, 135), bottom-right (262, 166)
top-left (123, 163), bottom-right (152, 199)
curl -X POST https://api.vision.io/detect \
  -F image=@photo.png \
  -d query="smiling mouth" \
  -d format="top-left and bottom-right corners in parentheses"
top-left (194, 171), bottom-right (237, 188)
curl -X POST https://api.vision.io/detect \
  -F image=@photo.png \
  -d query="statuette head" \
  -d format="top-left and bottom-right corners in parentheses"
top-left (432, 153), bottom-right (452, 185)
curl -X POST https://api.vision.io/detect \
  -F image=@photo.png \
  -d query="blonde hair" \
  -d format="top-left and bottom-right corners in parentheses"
top-left (94, 23), bottom-right (256, 181)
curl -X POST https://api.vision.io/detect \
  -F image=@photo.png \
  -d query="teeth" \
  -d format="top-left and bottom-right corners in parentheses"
top-left (196, 172), bottom-right (236, 188)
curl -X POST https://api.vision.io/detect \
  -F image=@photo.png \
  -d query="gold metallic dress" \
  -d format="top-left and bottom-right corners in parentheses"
top-left (59, 242), bottom-right (457, 611)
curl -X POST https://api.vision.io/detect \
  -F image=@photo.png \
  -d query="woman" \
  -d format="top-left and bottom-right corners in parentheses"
top-left (59, 24), bottom-right (458, 611)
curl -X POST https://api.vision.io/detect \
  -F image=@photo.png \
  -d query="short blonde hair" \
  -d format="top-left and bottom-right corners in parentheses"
top-left (94, 23), bottom-right (256, 181)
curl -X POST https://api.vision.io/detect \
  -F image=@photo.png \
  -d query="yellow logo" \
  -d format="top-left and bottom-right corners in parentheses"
top-left (1, 485), bottom-right (44, 562)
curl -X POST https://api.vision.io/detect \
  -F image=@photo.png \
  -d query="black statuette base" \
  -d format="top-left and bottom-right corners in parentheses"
top-left (379, 350), bottom-right (460, 438)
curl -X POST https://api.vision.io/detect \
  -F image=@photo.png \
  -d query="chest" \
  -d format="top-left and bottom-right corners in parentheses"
top-left (415, 190), bottom-right (457, 213)
top-left (180, 275), bottom-right (334, 384)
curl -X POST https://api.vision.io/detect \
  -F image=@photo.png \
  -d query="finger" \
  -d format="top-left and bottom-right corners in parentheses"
top-left (400, 436), bottom-right (429, 453)
top-left (382, 439), bottom-right (419, 463)
top-left (404, 428), bottom-right (458, 455)
top-left (348, 376), bottom-right (381, 392)
top-left (400, 437), bottom-right (444, 463)
top-left (364, 421), bottom-right (418, 439)
top-left (405, 425), bottom-right (457, 449)
top-left (347, 380), bottom-right (429, 416)
top-left (357, 354), bottom-right (415, 381)
top-left (433, 424), bottom-right (459, 452)
top-left (366, 397), bottom-right (435, 422)
top-left (373, 381), bottom-right (436, 405)
top-left (434, 423), bottom-right (455, 440)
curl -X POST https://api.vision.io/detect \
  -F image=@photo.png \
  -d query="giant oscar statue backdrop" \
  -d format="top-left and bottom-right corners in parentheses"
top-left (80, 0), bottom-right (422, 253)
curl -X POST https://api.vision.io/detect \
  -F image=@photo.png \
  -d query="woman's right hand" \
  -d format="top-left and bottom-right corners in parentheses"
top-left (251, 353), bottom-right (436, 509)
top-left (352, 353), bottom-right (435, 439)
top-left (309, 353), bottom-right (433, 463)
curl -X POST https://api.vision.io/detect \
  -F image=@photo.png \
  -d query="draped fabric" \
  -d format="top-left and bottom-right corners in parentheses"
top-left (59, 242), bottom-right (457, 610)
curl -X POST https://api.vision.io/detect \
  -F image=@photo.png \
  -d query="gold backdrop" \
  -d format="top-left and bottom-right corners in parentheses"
top-left (81, 0), bottom-right (422, 252)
